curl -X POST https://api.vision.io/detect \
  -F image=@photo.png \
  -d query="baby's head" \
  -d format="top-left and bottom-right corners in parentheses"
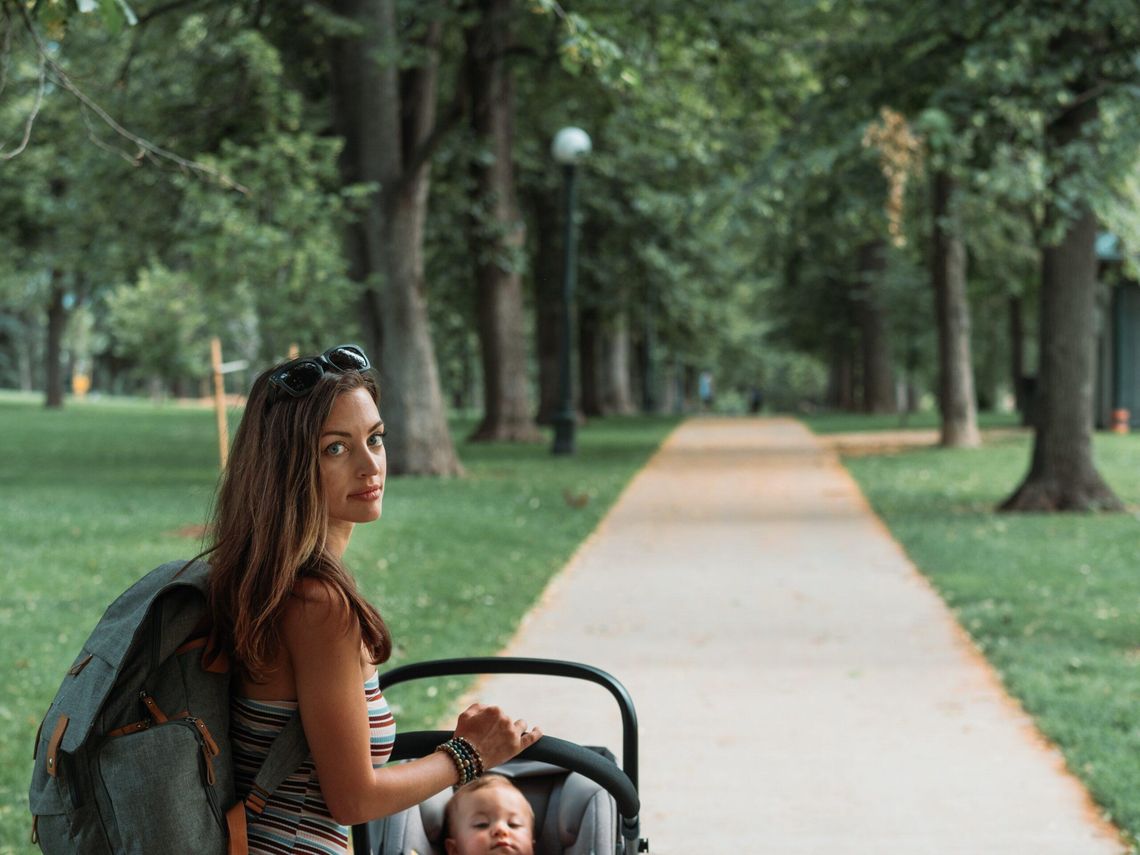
top-left (443, 775), bottom-right (535, 855)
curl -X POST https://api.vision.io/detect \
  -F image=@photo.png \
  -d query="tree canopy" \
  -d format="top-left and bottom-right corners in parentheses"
top-left (2, 0), bottom-right (1138, 501)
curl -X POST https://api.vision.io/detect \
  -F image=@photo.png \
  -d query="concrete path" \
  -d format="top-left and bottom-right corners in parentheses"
top-left (469, 418), bottom-right (1127, 854)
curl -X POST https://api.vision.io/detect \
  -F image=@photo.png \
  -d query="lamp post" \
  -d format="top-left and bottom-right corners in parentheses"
top-left (551, 126), bottom-right (592, 455)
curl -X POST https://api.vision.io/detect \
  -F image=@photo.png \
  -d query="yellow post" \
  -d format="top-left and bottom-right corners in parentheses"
top-left (211, 337), bottom-right (229, 469)
top-left (288, 343), bottom-right (300, 359)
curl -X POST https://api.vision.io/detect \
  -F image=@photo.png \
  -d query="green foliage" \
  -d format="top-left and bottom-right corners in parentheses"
top-left (1, 5), bottom-right (358, 392)
top-left (4, 0), bottom-right (1140, 425)
top-left (7, 0), bottom-right (135, 37)
top-left (0, 392), bottom-right (678, 849)
top-left (105, 263), bottom-right (210, 382)
top-left (842, 433), bottom-right (1140, 847)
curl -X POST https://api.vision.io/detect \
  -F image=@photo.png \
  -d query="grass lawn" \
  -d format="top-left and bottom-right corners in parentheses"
top-left (822, 418), bottom-right (1140, 849)
top-left (0, 392), bottom-right (678, 852)
top-left (801, 408), bottom-right (1022, 434)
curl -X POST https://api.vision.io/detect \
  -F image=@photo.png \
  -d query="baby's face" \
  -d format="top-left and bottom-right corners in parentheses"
top-left (445, 786), bottom-right (535, 855)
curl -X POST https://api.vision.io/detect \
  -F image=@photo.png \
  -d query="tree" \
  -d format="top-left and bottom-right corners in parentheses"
top-left (995, 11), bottom-right (1139, 511)
top-left (464, 0), bottom-right (540, 441)
top-left (1, 3), bottom-right (366, 400)
top-left (324, 0), bottom-right (462, 475)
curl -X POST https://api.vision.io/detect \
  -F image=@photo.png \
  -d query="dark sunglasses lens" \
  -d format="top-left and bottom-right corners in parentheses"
top-left (275, 360), bottom-right (324, 395)
top-left (325, 346), bottom-right (369, 371)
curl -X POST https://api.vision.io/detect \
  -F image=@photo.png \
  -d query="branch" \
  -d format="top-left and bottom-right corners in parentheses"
top-left (393, 18), bottom-right (464, 200)
top-left (10, 2), bottom-right (249, 192)
top-left (0, 50), bottom-right (45, 160)
top-left (135, 0), bottom-right (212, 27)
top-left (397, 72), bottom-right (467, 193)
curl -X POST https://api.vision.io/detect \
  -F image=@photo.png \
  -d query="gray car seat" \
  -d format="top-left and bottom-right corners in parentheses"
top-left (369, 758), bottom-right (618, 855)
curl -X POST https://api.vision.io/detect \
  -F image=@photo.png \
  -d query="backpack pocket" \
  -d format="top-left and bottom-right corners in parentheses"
top-left (96, 718), bottom-right (227, 855)
top-left (28, 764), bottom-right (71, 855)
top-left (29, 709), bottom-right (81, 855)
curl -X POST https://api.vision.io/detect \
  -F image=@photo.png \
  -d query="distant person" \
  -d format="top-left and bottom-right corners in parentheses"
top-left (205, 345), bottom-right (540, 854)
top-left (749, 386), bottom-right (764, 414)
top-left (698, 370), bottom-right (715, 410)
top-left (444, 775), bottom-right (536, 855)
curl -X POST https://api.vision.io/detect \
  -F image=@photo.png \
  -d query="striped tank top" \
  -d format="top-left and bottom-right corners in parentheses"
top-left (231, 672), bottom-right (397, 854)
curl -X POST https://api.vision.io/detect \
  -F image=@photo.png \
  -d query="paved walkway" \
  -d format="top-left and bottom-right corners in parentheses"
top-left (469, 418), bottom-right (1127, 854)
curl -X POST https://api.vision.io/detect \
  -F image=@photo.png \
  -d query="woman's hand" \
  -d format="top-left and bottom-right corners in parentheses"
top-left (452, 703), bottom-right (543, 771)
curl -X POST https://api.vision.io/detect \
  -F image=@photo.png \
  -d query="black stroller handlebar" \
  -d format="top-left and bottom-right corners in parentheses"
top-left (379, 656), bottom-right (640, 790)
top-left (389, 730), bottom-right (641, 821)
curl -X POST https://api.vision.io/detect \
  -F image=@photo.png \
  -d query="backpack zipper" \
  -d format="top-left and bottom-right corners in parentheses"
top-left (188, 717), bottom-right (221, 785)
top-left (137, 693), bottom-right (221, 790)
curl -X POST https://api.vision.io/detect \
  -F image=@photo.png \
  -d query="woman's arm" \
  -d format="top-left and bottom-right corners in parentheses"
top-left (281, 583), bottom-right (541, 826)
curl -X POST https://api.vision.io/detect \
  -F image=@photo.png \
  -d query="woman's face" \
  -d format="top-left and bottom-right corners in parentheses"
top-left (318, 387), bottom-right (386, 547)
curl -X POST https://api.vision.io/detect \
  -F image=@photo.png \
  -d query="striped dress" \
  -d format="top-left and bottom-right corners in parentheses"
top-left (231, 672), bottom-right (397, 854)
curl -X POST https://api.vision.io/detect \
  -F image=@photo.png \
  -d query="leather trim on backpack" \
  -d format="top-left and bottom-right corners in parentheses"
top-left (203, 633), bottom-right (230, 674)
top-left (225, 802), bottom-right (249, 855)
top-left (244, 785), bottom-right (269, 815)
top-left (68, 654), bottom-right (94, 676)
top-left (45, 715), bottom-right (69, 778)
top-left (139, 692), bottom-right (170, 724)
top-left (175, 634), bottom-right (231, 675)
top-left (175, 637), bottom-right (208, 656)
top-left (106, 718), bottom-right (151, 738)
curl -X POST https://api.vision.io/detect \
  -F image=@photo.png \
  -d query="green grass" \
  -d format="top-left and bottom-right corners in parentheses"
top-left (800, 409), bottom-right (1022, 434)
top-left (0, 394), bottom-right (679, 852)
top-left (839, 430), bottom-right (1140, 850)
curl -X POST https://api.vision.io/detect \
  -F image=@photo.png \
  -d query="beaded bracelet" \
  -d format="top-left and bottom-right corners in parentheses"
top-left (435, 737), bottom-right (484, 786)
top-left (435, 741), bottom-right (470, 785)
top-left (452, 737), bottom-right (485, 778)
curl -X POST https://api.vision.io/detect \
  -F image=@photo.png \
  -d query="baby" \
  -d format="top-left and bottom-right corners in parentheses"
top-left (443, 775), bottom-right (536, 855)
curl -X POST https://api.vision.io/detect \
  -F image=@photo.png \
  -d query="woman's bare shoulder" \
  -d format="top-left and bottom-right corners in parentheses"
top-left (281, 577), bottom-right (358, 641)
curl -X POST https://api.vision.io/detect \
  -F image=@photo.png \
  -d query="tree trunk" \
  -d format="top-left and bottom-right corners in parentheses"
top-left (327, 0), bottom-right (460, 475)
top-left (1009, 294), bottom-right (1028, 419)
top-left (660, 357), bottom-right (679, 414)
top-left (931, 171), bottom-right (980, 447)
top-left (682, 363), bottom-right (698, 412)
top-left (465, 0), bottom-right (538, 442)
top-left (18, 316), bottom-right (34, 391)
top-left (44, 273), bottom-right (67, 409)
top-left (600, 311), bottom-right (635, 415)
top-left (578, 302), bottom-right (602, 417)
top-left (638, 288), bottom-right (657, 413)
top-left (827, 338), bottom-right (855, 410)
top-left (1000, 201), bottom-right (1121, 510)
top-left (530, 187), bottom-right (562, 424)
top-left (856, 240), bottom-right (895, 413)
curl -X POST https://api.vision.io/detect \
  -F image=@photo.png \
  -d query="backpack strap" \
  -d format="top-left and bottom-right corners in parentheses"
top-left (225, 711), bottom-right (310, 855)
top-left (247, 711), bottom-right (309, 810)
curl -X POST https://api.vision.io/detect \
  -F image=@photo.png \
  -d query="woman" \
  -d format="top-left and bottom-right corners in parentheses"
top-left (205, 345), bottom-right (540, 854)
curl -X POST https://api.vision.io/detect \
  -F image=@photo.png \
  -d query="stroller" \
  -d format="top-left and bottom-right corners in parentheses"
top-left (351, 657), bottom-right (648, 855)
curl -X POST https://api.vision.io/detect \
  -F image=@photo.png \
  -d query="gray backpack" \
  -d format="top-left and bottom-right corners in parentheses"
top-left (29, 559), bottom-right (309, 855)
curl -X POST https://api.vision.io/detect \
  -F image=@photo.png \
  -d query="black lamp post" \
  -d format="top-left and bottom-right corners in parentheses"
top-left (551, 126), bottom-right (592, 455)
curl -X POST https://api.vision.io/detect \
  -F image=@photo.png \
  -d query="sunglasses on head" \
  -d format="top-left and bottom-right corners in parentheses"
top-left (267, 344), bottom-right (371, 402)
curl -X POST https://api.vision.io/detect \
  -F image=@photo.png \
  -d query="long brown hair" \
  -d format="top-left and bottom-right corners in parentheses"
top-left (205, 361), bottom-right (391, 681)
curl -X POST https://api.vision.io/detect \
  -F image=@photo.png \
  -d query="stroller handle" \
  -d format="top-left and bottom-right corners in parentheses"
top-left (379, 656), bottom-right (640, 790)
top-left (387, 730), bottom-right (641, 822)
